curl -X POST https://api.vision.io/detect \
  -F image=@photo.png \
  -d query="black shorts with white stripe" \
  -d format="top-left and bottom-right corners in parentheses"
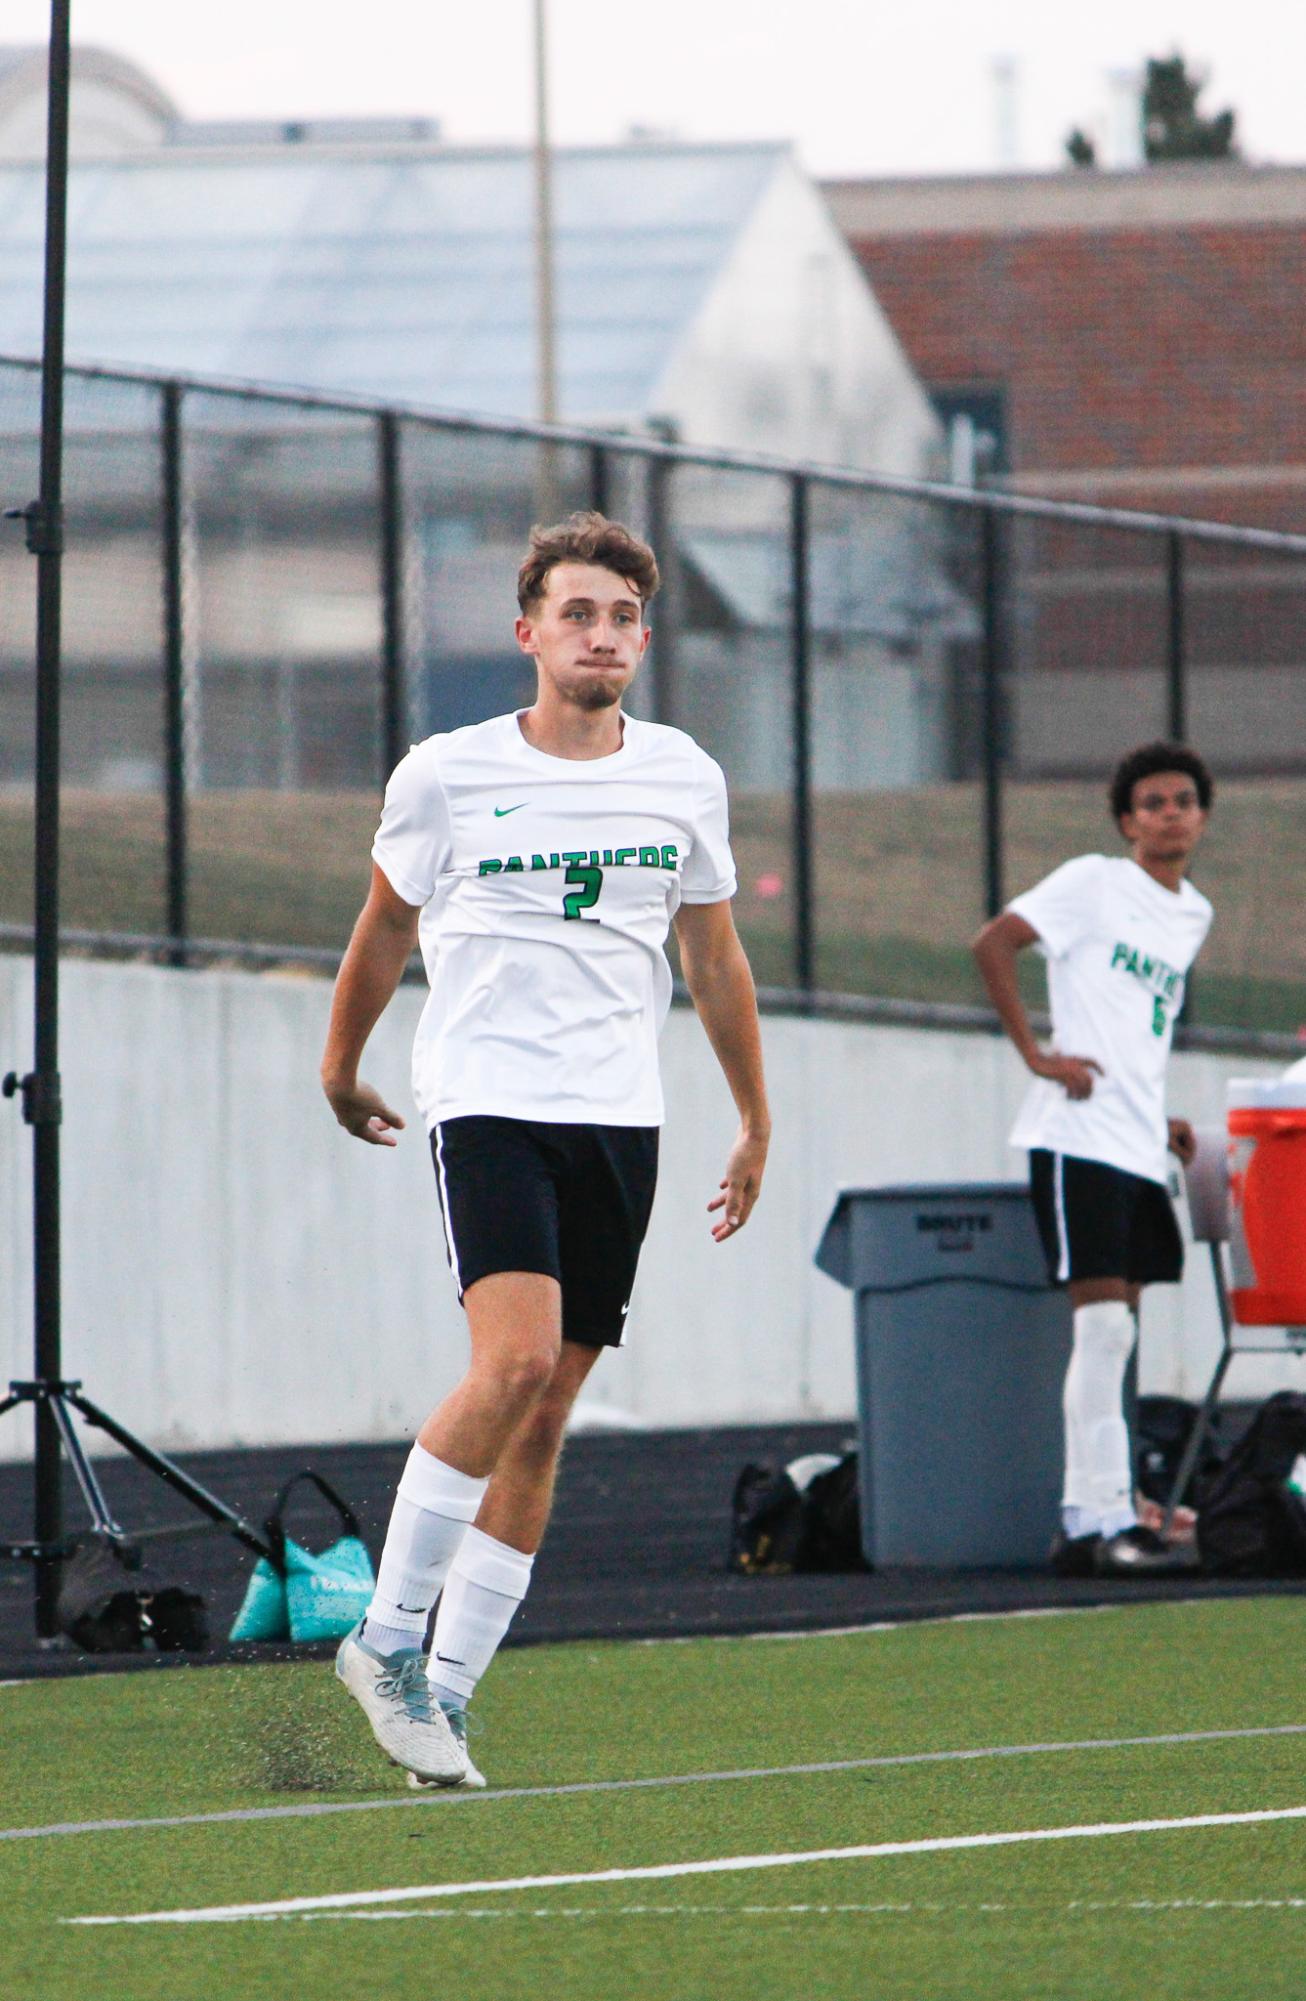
top-left (1028, 1148), bottom-right (1183, 1288)
top-left (430, 1115), bottom-right (659, 1348)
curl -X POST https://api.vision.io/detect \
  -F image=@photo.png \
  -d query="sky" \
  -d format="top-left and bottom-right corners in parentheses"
top-left (5, 0), bottom-right (1304, 178)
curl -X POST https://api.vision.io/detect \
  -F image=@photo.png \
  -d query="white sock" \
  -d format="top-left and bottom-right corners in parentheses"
top-left (427, 1525), bottom-right (534, 1707)
top-left (1061, 1301), bottom-right (1138, 1537)
top-left (362, 1444), bottom-right (488, 1658)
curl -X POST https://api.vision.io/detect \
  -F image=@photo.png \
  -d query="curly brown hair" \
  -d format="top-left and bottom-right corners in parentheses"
top-left (516, 511), bottom-right (660, 613)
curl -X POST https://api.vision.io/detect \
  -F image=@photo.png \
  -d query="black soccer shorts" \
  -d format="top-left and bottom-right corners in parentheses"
top-left (1029, 1148), bottom-right (1184, 1288)
top-left (430, 1115), bottom-right (659, 1348)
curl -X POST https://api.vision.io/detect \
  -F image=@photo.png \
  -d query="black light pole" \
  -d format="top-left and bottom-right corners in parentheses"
top-left (2, 5), bottom-right (271, 1640)
top-left (2, 0), bottom-right (72, 1639)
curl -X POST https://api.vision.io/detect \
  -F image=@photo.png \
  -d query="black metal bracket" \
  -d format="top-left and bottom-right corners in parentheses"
top-left (3, 1535), bottom-right (82, 1562)
top-left (3, 499), bottom-right (64, 557)
top-left (2, 1070), bottom-right (62, 1125)
top-left (1, 1377), bottom-right (273, 1571)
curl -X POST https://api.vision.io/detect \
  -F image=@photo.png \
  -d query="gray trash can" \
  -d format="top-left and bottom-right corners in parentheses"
top-left (815, 1183), bottom-right (1068, 1568)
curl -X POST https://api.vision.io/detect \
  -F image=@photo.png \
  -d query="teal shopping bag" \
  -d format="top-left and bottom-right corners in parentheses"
top-left (228, 1551), bottom-right (289, 1641)
top-left (284, 1530), bottom-right (376, 1642)
top-left (228, 1470), bottom-right (375, 1644)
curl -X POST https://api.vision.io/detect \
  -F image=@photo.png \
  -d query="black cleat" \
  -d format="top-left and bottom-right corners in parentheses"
top-left (1049, 1529), bottom-right (1102, 1577)
top-left (1093, 1525), bottom-right (1194, 1577)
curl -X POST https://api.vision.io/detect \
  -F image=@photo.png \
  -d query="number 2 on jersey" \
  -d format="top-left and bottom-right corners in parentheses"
top-left (563, 862), bottom-right (602, 920)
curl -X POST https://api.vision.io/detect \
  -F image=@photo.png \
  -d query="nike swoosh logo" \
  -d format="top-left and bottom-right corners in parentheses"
top-left (494, 803), bottom-right (528, 817)
top-left (435, 1652), bottom-right (466, 1665)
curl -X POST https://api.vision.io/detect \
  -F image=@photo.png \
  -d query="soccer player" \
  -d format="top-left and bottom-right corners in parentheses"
top-left (972, 742), bottom-right (1213, 1578)
top-left (321, 512), bottom-right (770, 1785)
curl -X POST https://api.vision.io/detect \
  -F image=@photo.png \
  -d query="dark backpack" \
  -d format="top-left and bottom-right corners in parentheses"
top-left (728, 1452), bottom-right (869, 1575)
top-left (1196, 1392), bottom-right (1306, 1577)
top-left (56, 1536), bottom-right (208, 1653)
top-left (1135, 1395), bottom-right (1226, 1507)
top-left (801, 1454), bottom-right (868, 1572)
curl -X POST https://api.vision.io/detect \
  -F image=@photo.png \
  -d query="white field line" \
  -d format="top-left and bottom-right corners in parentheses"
top-left (283, 1896), bottom-right (1306, 1923)
top-left (66, 1804), bottom-right (1306, 1926)
top-left (8, 1721), bottom-right (1306, 1844)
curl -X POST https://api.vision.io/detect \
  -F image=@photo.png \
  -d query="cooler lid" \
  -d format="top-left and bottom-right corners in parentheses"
top-left (1227, 1076), bottom-right (1306, 1110)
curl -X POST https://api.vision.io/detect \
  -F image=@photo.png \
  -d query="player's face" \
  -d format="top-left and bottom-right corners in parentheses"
top-left (515, 562), bottom-right (650, 712)
top-left (1119, 769), bottom-right (1208, 866)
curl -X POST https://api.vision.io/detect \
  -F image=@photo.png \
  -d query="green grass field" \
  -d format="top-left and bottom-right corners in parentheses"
top-left (4, 1598), bottom-right (1305, 2000)
top-left (1, 777), bottom-right (1302, 1033)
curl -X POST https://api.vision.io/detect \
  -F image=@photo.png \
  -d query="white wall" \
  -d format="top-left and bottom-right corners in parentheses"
top-left (654, 154), bottom-right (943, 475)
top-left (0, 955), bottom-right (1297, 1460)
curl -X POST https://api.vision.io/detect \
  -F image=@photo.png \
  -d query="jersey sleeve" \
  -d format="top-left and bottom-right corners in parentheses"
top-left (1006, 854), bottom-right (1105, 959)
top-left (371, 743), bottom-right (454, 907)
top-left (678, 750), bottom-right (737, 904)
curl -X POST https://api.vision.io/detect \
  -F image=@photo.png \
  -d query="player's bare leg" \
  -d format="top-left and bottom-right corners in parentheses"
top-left (416, 1335), bottom-right (602, 1787)
top-left (419, 1271), bottom-right (565, 1474)
top-left (340, 1273), bottom-right (565, 1782)
top-left (474, 1337), bottom-right (602, 1553)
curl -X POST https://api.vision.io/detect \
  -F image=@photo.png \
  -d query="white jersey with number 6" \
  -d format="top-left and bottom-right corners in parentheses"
top-left (1007, 853), bottom-right (1213, 1185)
top-left (372, 711), bottom-right (736, 1129)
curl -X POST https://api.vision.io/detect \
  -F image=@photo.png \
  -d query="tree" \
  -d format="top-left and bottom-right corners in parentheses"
top-left (1063, 51), bottom-right (1238, 169)
top-left (1065, 126), bottom-right (1097, 168)
top-left (1141, 52), bottom-right (1237, 162)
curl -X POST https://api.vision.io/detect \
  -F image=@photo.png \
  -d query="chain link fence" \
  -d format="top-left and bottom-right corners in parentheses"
top-left (1, 355), bottom-right (1304, 1041)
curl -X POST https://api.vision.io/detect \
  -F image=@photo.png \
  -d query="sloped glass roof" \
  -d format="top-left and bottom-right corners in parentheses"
top-left (0, 141), bottom-right (783, 422)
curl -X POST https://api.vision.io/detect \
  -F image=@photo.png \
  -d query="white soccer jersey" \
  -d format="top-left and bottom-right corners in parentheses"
top-left (1007, 854), bottom-right (1213, 1185)
top-left (372, 711), bottom-right (737, 1129)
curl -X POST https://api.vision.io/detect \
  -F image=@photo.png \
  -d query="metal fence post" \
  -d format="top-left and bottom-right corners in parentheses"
top-left (1166, 529), bottom-right (1187, 742)
top-left (589, 443), bottom-right (609, 517)
top-left (378, 410), bottom-right (405, 783)
top-left (790, 473), bottom-right (814, 992)
top-left (161, 381), bottom-right (188, 965)
top-left (646, 455), bottom-right (677, 727)
top-left (979, 505), bottom-right (1006, 921)
top-left (1166, 527), bottom-right (1197, 1022)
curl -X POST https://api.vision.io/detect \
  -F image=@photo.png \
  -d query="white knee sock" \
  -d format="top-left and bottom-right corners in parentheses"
top-left (426, 1525), bottom-right (534, 1707)
top-left (1061, 1300), bottom-right (1138, 1538)
top-left (362, 1444), bottom-right (488, 1657)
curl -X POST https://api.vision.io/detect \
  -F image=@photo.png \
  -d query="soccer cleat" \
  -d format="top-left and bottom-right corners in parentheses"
top-left (1048, 1528), bottom-right (1101, 1577)
top-left (1093, 1524), bottom-right (1195, 1577)
top-left (335, 1623), bottom-right (466, 1785)
top-left (408, 1704), bottom-right (486, 1791)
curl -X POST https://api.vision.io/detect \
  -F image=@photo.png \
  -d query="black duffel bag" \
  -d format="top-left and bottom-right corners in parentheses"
top-left (1135, 1394), bottom-right (1226, 1508)
top-left (56, 1535), bottom-right (208, 1653)
top-left (1196, 1392), bottom-right (1306, 1577)
top-left (728, 1450), bottom-right (869, 1575)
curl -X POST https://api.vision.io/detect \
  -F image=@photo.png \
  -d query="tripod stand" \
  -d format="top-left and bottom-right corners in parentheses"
top-left (1, 2), bottom-right (271, 1641)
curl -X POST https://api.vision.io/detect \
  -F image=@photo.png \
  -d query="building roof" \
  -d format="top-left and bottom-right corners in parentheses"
top-left (0, 138), bottom-right (784, 423)
top-left (824, 160), bottom-right (1306, 239)
top-left (0, 42), bottom-right (178, 136)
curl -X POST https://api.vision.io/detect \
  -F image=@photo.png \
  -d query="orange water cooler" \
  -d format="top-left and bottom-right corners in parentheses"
top-left (1227, 1077), bottom-right (1306, 1326)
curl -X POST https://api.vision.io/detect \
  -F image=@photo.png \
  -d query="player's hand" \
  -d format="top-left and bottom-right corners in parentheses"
top-left (708, 1126), bottom-right (769, 1242)
top-left (1167, 1117), bottom-right (1197, 1165)
top-left (323, 1076), bottom-right (406, 1147)
top-left (1030, 1050), bottom-right (1103, 1100)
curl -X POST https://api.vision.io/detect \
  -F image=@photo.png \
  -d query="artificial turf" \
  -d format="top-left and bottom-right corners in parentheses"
top-left (2, 1596), bottom-right (1304, 2000)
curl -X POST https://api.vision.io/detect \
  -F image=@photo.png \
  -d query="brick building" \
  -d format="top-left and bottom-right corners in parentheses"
top-left (825, 163), bottom-right (1306, 532)
top-left (824, 166), bottom-right (1306, 772)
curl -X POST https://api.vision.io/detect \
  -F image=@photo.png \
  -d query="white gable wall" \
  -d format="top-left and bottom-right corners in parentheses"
top-left (650, 153), bottom-right (942, 474)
